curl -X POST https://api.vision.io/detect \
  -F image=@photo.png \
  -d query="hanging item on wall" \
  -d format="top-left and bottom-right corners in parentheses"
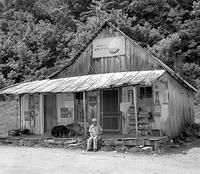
top-left (120, 102), bottom-right (131, 113)
top-left (154, 91), bottom-right (161, 116)
top-left (89, 96), bottom-right (97, 106)
top-left (60, 108), bottom-right (72, 118)
top-left (24, 111), bottom-right (30, 121)
top-left (128, 90), bottom-right (133, 104)
top-left (89, 96), bottom-right (97, 119)
top-left (29, 110), bottom-right (36, 133)
top-left (160, 90), bottom-right (168, 104)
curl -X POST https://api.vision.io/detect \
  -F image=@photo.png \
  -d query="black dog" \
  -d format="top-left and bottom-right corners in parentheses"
top-left (66, 123), bottom-right (83, 137)
top-left (51, 125), bottom-right (69, 138)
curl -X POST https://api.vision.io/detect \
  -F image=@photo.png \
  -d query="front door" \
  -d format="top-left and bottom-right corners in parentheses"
top-left (44, 94), bottom-right (57, 133)
top-left (101, 89), bottom-right (120, 132)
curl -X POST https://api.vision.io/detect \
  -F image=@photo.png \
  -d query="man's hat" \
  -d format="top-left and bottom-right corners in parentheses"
top-left (92, 118), bottom-right (97, 122)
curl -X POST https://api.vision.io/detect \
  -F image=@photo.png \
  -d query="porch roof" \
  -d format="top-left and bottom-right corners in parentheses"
top-left (0, 70), bottom-right (166, 95)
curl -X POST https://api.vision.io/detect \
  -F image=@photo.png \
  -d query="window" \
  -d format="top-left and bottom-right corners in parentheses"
top-left (28, 95), bottom-right (39, 110)
top-left (139, 87), bottom-right (152, 98)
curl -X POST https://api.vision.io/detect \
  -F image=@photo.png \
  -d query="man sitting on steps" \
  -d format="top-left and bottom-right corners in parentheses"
top-left (87, 118), bottom-right (103, 152)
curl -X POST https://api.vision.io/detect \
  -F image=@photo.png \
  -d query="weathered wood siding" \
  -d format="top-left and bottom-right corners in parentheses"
top-left (21, 94), bottom-right (40, 134)
top-left (0, 97), bottom-right (20, 136)
top-left (87, 91), bottom-right (100, 123)
top-left (52, 25), bottom-right (161, 79)
top-left (121, 86), bottom-right (132, 134)
top-left (167, 74), bottom-right (194, 137)
top-left (44, 94), bottom-right (57, 133)
top-left (56, 93), bottom-right (74, 125)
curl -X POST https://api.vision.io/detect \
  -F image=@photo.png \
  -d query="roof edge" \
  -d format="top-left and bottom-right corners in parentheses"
top-left (48, 21), bottom-right (109, 79)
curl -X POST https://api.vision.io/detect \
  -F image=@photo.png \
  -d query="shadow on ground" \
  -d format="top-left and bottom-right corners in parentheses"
top-left (159, 137), bottom-right (200, 155)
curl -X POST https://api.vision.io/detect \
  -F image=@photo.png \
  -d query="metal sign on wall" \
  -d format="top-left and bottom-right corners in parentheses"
top-left (60, 108), bottom-right (72, 118)
top-left (93, 36), bottom-right (125, 58)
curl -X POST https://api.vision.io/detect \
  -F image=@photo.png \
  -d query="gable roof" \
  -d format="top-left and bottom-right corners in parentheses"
top-left (48, 21), bottom-right (197, 92)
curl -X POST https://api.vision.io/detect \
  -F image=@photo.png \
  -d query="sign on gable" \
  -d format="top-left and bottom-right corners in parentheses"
top-left (93, 36), bottom-right (125, 58)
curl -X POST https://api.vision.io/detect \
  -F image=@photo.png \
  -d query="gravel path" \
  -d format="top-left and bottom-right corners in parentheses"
top-left (0, 146), bottom-right (200, 174)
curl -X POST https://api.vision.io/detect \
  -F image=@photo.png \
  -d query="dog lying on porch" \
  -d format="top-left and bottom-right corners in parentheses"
top-left (51, 125), bottom-right (69, 138)
top-left (51, 123), bottom-right (83, 138)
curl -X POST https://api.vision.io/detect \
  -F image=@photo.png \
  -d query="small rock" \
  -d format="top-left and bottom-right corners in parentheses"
top-left (68, 143), bottom-right (81, 147)
top-left (141, 146), bottom-right (153, 152)
top-left (169, 144), bottom-right (180, 148)
top-left (47, 139), bottom-right (55, 143)
top-left (63, 140), bottom-right (78, 145)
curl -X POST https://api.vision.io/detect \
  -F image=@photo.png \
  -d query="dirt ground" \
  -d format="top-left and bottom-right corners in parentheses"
top-left (0, 142), bottom-right (200, 174)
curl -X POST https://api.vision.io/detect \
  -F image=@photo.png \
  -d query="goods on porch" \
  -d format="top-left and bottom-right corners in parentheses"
top-left (138, 112), bottom-right (150, 135)
top-left (8, 129), bottom-right (30, 136)
top-left (127, 105), bottom-right (150, 136)
top-left (127, 105), bottom-right (136, 135)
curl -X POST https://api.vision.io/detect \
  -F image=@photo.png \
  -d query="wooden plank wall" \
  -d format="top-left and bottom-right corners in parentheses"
top-left (121, 86), bottom-right (132, 134)
top-left (0, 97), bottom-right (20, 136)
top-left (53, 25), bottom-right (161, 79)
top-left (87, 91), bottom-right (100, 124)
top-left (167, 74), bottom-right (194, 137)
top-left (21, 94), bottom-right (40, 134)
top-left (44, 94), bottom-right (57, 133)
top-left (56, 93), bottom-right (74, 125)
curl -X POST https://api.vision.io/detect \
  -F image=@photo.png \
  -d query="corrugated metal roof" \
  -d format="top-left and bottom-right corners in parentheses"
top-left (0, 70), bottom-right (166, 95)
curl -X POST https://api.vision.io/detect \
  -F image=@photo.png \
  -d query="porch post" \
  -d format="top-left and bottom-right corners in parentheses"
top-left (19, 95), bottom-right (22, 129)
top-left (83, 91), bottom-right (87, 138)
top-left (39, 94), bottom-right (44, 136)
top-left (133, 86), bottom-right (138, 138)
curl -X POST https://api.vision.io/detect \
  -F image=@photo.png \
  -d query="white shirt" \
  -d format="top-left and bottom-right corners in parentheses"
top-left (89, 124), bottom-right (103, 137)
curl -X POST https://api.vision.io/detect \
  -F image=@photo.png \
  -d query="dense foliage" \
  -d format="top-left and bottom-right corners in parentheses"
top-left (0, 0), bottom-right (200, 101)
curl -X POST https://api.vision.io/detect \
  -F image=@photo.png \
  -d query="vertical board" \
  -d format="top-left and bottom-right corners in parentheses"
top-left (44, 93), bottom-right (57, 133)
top-left (39, 94), bottom-right (44, 135)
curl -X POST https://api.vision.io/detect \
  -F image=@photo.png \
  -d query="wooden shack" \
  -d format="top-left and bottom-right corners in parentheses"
top-left (0, 21), bottom-right (197, 138)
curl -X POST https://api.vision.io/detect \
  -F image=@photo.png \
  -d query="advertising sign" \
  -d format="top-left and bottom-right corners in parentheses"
top-left (60, 108), bottom-right (73, 118)
top-left (93, 36), bottom-right (125, 58)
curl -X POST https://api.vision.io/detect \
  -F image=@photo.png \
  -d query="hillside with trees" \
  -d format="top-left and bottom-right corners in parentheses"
top-left (0, 0), bottom-right (200, 102)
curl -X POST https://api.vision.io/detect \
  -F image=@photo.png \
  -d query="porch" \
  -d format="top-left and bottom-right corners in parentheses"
top-left (0, 134), bottom-right (169, 151)
top-left (0, 70), bottom-right (172, 139)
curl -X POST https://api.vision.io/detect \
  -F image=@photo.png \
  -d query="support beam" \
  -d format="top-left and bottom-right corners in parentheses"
top-left (133, 86), bottom-right (138, 138)
top-left (19, 95), bottom-right (22, 129)
top-left (83, 91), bottom-right (87, 138)
top-left (21, 95), bottom-right (25, 129)
top-left (39, 94), bottom-right (44, 136)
